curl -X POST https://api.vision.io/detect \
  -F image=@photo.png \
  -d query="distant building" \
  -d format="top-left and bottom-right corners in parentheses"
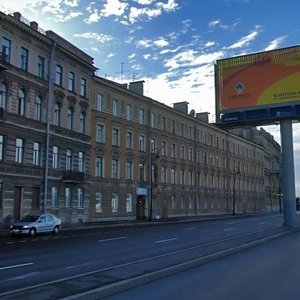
top-left (0, 11), bottom-right (278, 226)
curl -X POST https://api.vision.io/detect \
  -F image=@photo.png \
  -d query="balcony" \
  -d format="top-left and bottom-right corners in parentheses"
top-left (62, 170), bottom-right (85, 183)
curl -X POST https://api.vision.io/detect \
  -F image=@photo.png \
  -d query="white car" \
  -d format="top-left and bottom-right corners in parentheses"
top-left (10, 214), bottom-right (62, 237)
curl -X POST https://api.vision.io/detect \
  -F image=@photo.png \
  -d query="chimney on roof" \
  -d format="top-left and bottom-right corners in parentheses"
top-left (196, 112), bottom-right (209, 123)
top-left (173, 101), bottom-right (189, 114)
top-left (30, 21), bottom-right (38, 31)
top-left (13, 12), bottom-right (21, 21)
top-left (128, 80), bottom-right (144, 95)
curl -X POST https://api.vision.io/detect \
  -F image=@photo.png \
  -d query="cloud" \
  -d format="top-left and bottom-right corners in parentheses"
top-left (73, 32), bottom-right (114, 43)
top-left (209, 19), bottom-right (220, 28)
top-left (264, 35), bottom-right (287, 51)
top-left (205, 41), bottom-right (215, 47)
top-left (84, 11), bottom-right (101, 23)
top-left (227, 25), bottom-right (261, 49)
top-left (153, 38), bottom-right (169, 47)
top-left (101, 0), bottom-right (128, 17)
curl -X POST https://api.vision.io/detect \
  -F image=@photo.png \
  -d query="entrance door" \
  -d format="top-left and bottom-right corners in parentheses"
top-left (136, 196), bottom-right (145, 220)
top-left (14, 186), bottom-right (23, 220)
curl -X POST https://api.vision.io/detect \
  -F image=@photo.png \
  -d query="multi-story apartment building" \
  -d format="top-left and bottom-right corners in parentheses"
top-left (0, 11), bottom-right (275, 226)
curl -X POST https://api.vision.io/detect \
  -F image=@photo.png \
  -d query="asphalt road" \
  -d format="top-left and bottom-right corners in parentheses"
top-left (0, 213), bottom-right (290, 299)
top-left (105, 227), bottom-right (300, 300)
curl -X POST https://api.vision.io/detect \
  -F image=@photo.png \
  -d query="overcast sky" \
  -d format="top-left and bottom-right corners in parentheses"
top-left (2, 0), bottom-right (300, 194)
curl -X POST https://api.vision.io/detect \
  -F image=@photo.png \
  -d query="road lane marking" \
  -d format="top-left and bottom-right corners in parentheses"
top-left (99, 236), bottom-right (127, 242)
top-left (183, 227), bottom-right (197, 231)
top-left (224, 227), bottom-right (235, 231)
top-left (0, 262), bottom-right (34, 270)
top-left (154, 238), bottom-right (179, 244)
top-left (259, 222), bottom-right (266, 225)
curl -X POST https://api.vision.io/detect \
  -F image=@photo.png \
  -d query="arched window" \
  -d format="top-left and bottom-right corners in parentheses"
top-left (18, 89), bottom-right (26, 116)
top-left (54, 103), bottom-right (61, 126)
top-left (67, 107), bottom-right (73, 129)
top-left (80, 111), bottom-right (86, 134)
top-left (35, 95), bottom-right (42, 121)
top-left (0, 83), bottom-right (7, 109)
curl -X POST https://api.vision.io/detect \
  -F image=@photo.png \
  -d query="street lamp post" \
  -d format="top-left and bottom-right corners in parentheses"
top-left (149, 148), bottom-right (159, 222)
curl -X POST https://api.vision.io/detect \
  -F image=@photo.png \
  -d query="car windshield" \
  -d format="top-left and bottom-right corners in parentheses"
top-left (21, 215), bottom-right (39, 222)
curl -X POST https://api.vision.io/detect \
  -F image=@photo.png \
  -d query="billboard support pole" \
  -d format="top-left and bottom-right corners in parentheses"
top-left (280, 119), bottom-right (297, 228)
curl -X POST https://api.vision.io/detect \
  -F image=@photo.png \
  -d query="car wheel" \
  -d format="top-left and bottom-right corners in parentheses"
top-left (29, 228), bottom-right (36, 237)
top-left (53, 226), bottom-right (60, 235)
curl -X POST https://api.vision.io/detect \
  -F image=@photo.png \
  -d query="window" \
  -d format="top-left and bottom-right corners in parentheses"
top-left (112, 193), bottom-right (118, 212)
top-left (151, 113), bottom-right (156, 128)
top-left (171, 168), bottom-right (176, 184)
top-left (96, 192), bottom-right (103, 213)
top-left (161, 141), bottom-right (167, 156)
top-left (68, 71), bottom-right (75, 91)
top-left (65, 187), bottom-right (71, 207)
top-left (52, 146), bottom-right (59, 168)
top-left (67, 107), bottom-right (73, 130)
top-left (0, 135), bottom-right (3, 161)
top-left (33, 142), bottom-right (41, 166)
top-left (35, 96), bottom-right (42, 121)
top-left (96, 156), bottom-right (104, 177)
top-left (189, 148), bottom-right (193, 161)
top-left (15, 138), bottom-right (24, 163)
top-left (161, 166), bottom-right (167, 183)
top-left (189, 171), bottom-right (193, 185)
top-left (20, 47), bottom-right (28, 71)
top-left (150, 138), bottom-right (156, 153)
top-left (0, 82), bottom-right (7, 109)
top-left (18, 89), bottom-right (26, 116)
top-left (126, 193), bottom-right (132, 212)
top-left (51, 187), bottom-right (58, 207)
top-left (180, 170), bottom-right (185, 185)
top-left (126, 104), bottom-right (132, 120)
top-left (139, 135), bottom-right (145, 152)
top-left (126, 131), bottom-right (133, 149)
top-left (180, 123), bottom-right (184, 136)
top-left (139, 108), bottom-right (144, 124)
top-left (112, 128), bottom-right (120, 146)
top-left (112, 159), bottom-right (119, 178)
top-left (139, 163), bottom-right (145, 181)
top-left (55, 65), bottom-right (63, 86)
top-left (180, 145), bottom-right (185, 160)
top-left (96, 93), bottom-right (104, 111)
top-left (77, 188), bottom-right (84, 208)
top-left (126, 161), bottom-right (133, 180)
top-left (171, 143), bottom-right (176, 158)
top-left (2, 37), bottom-right (11, 63)
top-left (66, 149), bottom-right (72, 170)
top-left (112, 99), bottom-right (119, 116)
top-left (172, 120), bottom-right (176, 134)
top-left (80, 112), bottom-right (86, 134)
top-left (54, 103), bottom-right (61, 126)
top-left (78, 151), bottom-right (85, 172)
top-left (96, 123), bottom-right (105, 143)
top-left (80, 78), bottom-right (87, 97)
top-left (37, 56), bottom-right (45, 78)
top-left (161, 116), bottom-right (166, 131)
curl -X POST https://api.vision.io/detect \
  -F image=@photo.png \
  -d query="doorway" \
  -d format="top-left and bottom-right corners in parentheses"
top-left (136, 196), bottom-right (146, 220)
top-left (14, 186), bottom-right (23, 220)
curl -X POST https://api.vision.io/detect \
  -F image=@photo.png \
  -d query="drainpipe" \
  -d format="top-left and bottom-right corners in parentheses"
top-left (43, 41), bottom-right (55, 213)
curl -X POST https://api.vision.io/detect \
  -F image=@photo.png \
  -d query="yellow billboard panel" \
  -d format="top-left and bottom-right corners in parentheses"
top-left (217, 46), bottom-right (300, 112)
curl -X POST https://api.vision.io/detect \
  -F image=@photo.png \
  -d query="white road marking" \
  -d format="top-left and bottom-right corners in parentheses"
top-left (0, 262), bottom-right (34, 270)
top-left (224, 227), bottom-right (235, 231)
top-left (259, 222), bottom-right (266, 225)
top-left (183, 227), bottom-right (197, 231)
top-left (154, 238), bottom-right (179, 244)
top-left (99, 236), bottom-right (127, 242)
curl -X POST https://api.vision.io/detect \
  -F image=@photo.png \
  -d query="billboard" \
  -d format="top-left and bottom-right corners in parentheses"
top-left (215, 46), bottom-right (300, 125)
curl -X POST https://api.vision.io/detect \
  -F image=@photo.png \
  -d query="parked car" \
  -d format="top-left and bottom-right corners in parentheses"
top-left (10, 214), bottom-right (62, 237)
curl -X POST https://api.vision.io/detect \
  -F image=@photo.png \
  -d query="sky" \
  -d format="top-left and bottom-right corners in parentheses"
top-left (2, 0), bottom-right (300, 194)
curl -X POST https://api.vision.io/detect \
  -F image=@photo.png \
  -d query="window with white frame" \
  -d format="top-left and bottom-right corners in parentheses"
top-left (55, 65), bottom-right (63, 86)
top-left (15, 138), bottom-right (24, 164)
top-left (150, 138), bottom-right (156, 153)
top-left (2, 37), bottom-right (11, 63)
top-left (33, 142), bottom-right (41, 166)
top-left (171, 120), bottom-right (176, 134)
top-left (112, 193), bottom-right (118, 212)
top-left (126, 131), bottom-right (133, 149)
top-left (139, 163), bottom-right (145, 181)
top-left (161, 116), bottom-right (166, 131)
top-left (171, 168), bottom-right (176, 184)
top-left (67, 107), bottom-right (73, 130)
top-left (180, 123), bottom-right (184, 136)
top-left (96, 156), bottom-right (104, 177)
top-left (188, 148), bottom-right (193, 161)
top-left (139, 108), bottom-right (144, 124)
top-left (96, 123), bottom-right (105, 143)
top-left (139, 135), bottom-right (145, 152)
top-left (111, 159), bottom-right (119, 178)
top-left (96, 192), bottom-right (103, 213)
top-left (37, 56), bottom-right (45, 78)
top-left (65, 187), bottom-right (71, 207)
top-left (35, 95), bottom-right (42, 121)
top-left (96, 93), bottom-right (105, 111)
top-left (68, 71), bottom-right (75, 92)
top-left (151, 112), bottom-right (156, 128)
top-left (51, 186), bottom-right (58, 207)
top-left (161, 141), bottom-right (167, 156)
top-left (180, 169), bottom-right (185, 185)
top-left (20, 47), bottom-right (28, 71)
top-left (126, 104), bottom-right (132, 120)
top-left (171, 195), bottom-right (176, 209)
top-left (0, 82), bottom-right (7, 109)
top-left (78, 151), bottom-right (85, 172)
top-left (126, 193), bottom-right (132, 212)
top-left (66, 149), bottom-right (72, 170)
top-left (52, 146), bottom-right (59, 168)
top-left (80, 78), bottom-right (87, 97)
top-left (54, 103), bottom-right (61, 126)
top-left (112, 128), bottom-right (120, 146)
top-left (180, 145), bottom-right (185, 160)
top-left (171, 143), bottom-right (176, 158)
top-left (161, 166), bottom-right (167, 183)
top-left (189, 171), bottom-right (193, 186)
top-left (126, 161), bottom-right (133, 180)
top-left (112, 99), bottom-right (119, 116)
top-left (18, 89), bottom-right (26, 116)
top-left (80, 112), bottom-right (86, 134)
top-left (77, 188), bottom-right (84, 208)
